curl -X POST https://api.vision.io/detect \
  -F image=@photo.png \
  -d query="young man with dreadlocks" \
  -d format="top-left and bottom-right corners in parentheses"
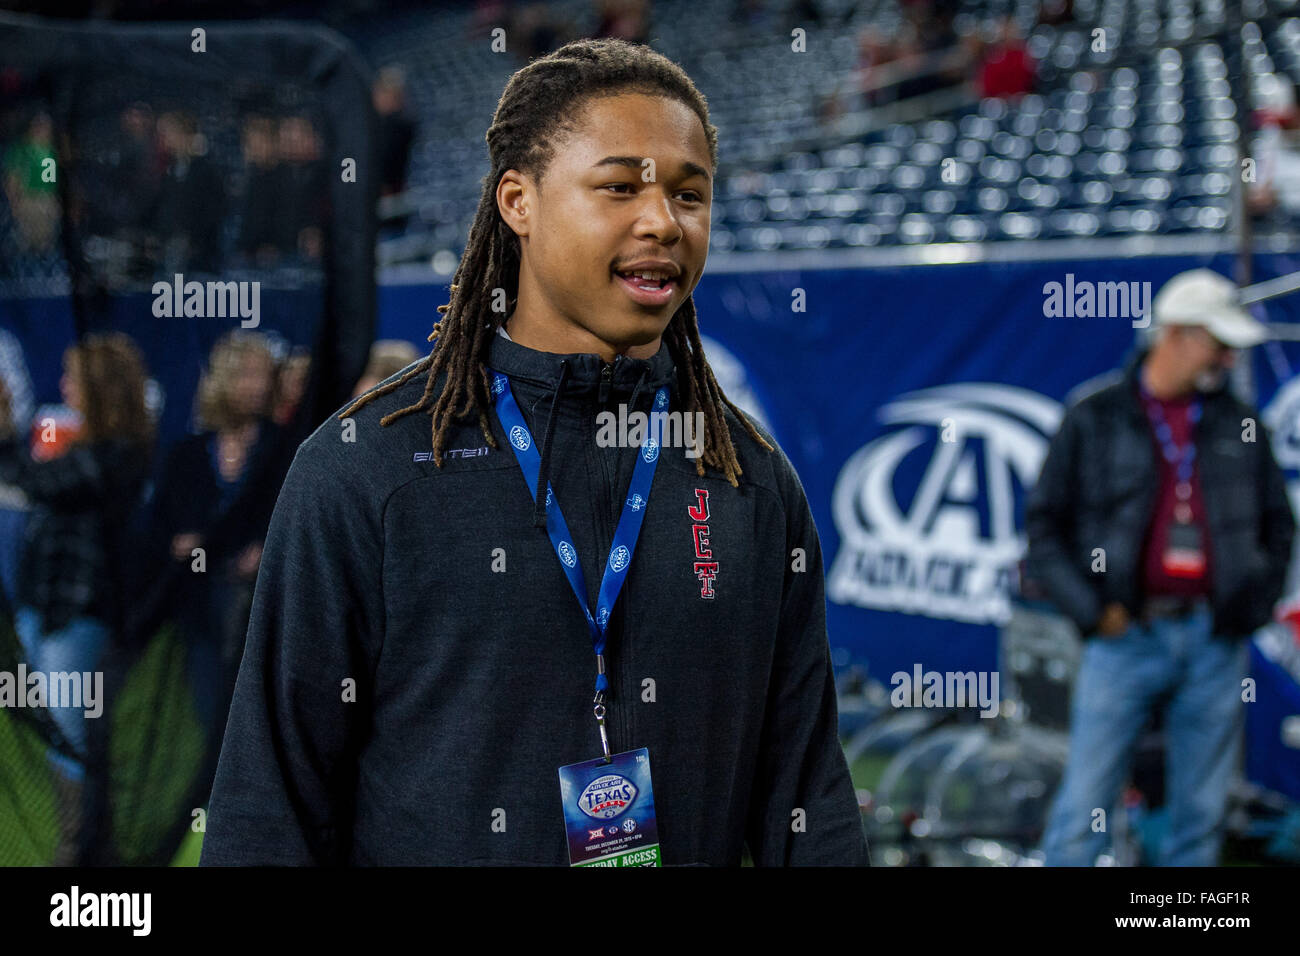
top-left (203, 38), bottom-right (868, 867)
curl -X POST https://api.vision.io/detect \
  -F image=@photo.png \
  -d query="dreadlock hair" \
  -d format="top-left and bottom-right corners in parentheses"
top-left (339, 37), bottom-right (773, 486)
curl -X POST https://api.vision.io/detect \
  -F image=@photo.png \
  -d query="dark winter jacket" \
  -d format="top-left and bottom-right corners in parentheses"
top-left (200, 331), bottom-right (868, 866)
top-left (1025, 347), bottom-right (1295, 638)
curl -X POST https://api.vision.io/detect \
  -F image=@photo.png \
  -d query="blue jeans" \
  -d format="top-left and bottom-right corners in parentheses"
top-left (14, 605), bottom-right (109, 782)
top-left (1039, 604), bottom-right (1248, 866)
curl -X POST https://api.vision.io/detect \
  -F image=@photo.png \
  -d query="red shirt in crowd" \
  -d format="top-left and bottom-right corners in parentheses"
top-left (979, 44), bottom-right (1036, 99)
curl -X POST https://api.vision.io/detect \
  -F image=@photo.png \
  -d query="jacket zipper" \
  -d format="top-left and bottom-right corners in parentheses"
top-left (598, 362), bottom-right (613, 404)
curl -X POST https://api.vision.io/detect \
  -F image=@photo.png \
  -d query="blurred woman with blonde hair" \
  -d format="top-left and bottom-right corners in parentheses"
top-left (151, 329), bottom-right (292, 734)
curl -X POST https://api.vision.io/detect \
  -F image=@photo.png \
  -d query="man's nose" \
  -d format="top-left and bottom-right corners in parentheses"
top-left (635, 193), bottom-right (684, 243)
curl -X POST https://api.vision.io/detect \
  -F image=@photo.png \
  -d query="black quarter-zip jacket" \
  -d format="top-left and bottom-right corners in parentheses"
top-left (200, 328), bottom-right (869, 866)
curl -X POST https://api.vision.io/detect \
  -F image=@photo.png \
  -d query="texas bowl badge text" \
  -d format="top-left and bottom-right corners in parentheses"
top-left (578, 773), bottom-right (638, 820)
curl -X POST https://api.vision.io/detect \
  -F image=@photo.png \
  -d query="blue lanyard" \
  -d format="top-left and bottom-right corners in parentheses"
top-left (1140, 386), bottom-right (1202, 485)
top-left (489, 368), bottom-right (668, 759)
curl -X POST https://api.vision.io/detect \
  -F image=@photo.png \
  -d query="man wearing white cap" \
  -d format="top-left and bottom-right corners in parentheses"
top-left (1027, 268), bottom-right (1295, 866)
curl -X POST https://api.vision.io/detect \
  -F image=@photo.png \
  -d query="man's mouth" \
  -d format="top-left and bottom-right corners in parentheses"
top-left (614, 268), bottom-right (675, 290)
top-left (613, 268), bottom-right (678, 305)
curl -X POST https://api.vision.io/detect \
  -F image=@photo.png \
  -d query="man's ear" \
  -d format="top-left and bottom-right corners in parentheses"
top-left (496, 169), bottom-right (533, 240)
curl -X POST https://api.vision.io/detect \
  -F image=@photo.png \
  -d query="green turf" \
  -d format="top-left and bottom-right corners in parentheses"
top-left (0, 705), bottom-right (60, 864)
top-left (170, 823), bottom-right (204, 866)
top-left (849, 752), bottom-right (893, 792)
top-left (110, 621), bottom-right (207, 864)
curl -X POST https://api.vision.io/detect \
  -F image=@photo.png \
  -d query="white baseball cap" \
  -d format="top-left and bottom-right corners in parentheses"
top-left (1152, 269), bottom-right (1269, 349)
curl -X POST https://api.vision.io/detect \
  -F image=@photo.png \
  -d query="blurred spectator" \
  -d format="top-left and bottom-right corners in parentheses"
top-left (900, 0), bottom-right (963, 99)
top-left (373, 66), bottom-right (418, 198)
top-left (111, 103), bottom-right (161, 229)
top-left (236, 115), bottom-right (282, 267)
top-left (908, 0), bottom-right (958, 54)
top-left (352, 339), bottom-right (420, 398)
top-left (594, 0), bottom-right (650, 43)
top-left (275, 115), bottom-right (327, 261)
top-left (0, 329), bottom-right (35, 604)
top-left (471, 0), bottom-right (510, 35)
top-left (105, 103), bottom-right (164, 281)
top-left (84, 102), bottom-right (161, 250)
top-left (151, 110), bottom-right (225, 273)
top-left (3, 111), bottom-right (59, 254)
top-left (271, 347), bottom-right (312, 427)
top-left (0, 327), bottom-right (35, 438)
top-left (232, 113), bottom-right (325, 265)
top-left (856, 23), bottom-right (918, 105)
top-left (1027, 270), bottom-right (1293, 865)
top-left (977, 17), bottom-right (1036, 100)
top-left (512, 3), bottom-right (569, 59)
top-left (856, 4), bottom-right (969, 106)
top-left (0, 332), bottom-right (154, 860)
top-left (155, 331), bottom-right (279, 578)
top-left (1249, 75), bottom-right (1300, 219)
top-left (857, 25), bottom-right (898, 73)
top-left (151, 330), bottom-right (289, 730)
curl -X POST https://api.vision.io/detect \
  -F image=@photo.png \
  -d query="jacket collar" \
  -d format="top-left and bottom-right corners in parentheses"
top-left (485, 324), bottom-right (677, 400)
top-left (482, 323), bottom-right (679, 530)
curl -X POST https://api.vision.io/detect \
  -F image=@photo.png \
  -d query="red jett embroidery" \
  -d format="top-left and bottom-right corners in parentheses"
top-left (689, 488), bottom-right (718, 598)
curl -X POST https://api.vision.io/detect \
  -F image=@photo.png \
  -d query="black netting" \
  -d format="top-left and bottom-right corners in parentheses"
top-left (0, 12), bottom-right (377, 865)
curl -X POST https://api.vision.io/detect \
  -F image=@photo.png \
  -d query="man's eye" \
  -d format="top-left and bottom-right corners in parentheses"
top-left (603, 184), bottom-right (704, 202)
